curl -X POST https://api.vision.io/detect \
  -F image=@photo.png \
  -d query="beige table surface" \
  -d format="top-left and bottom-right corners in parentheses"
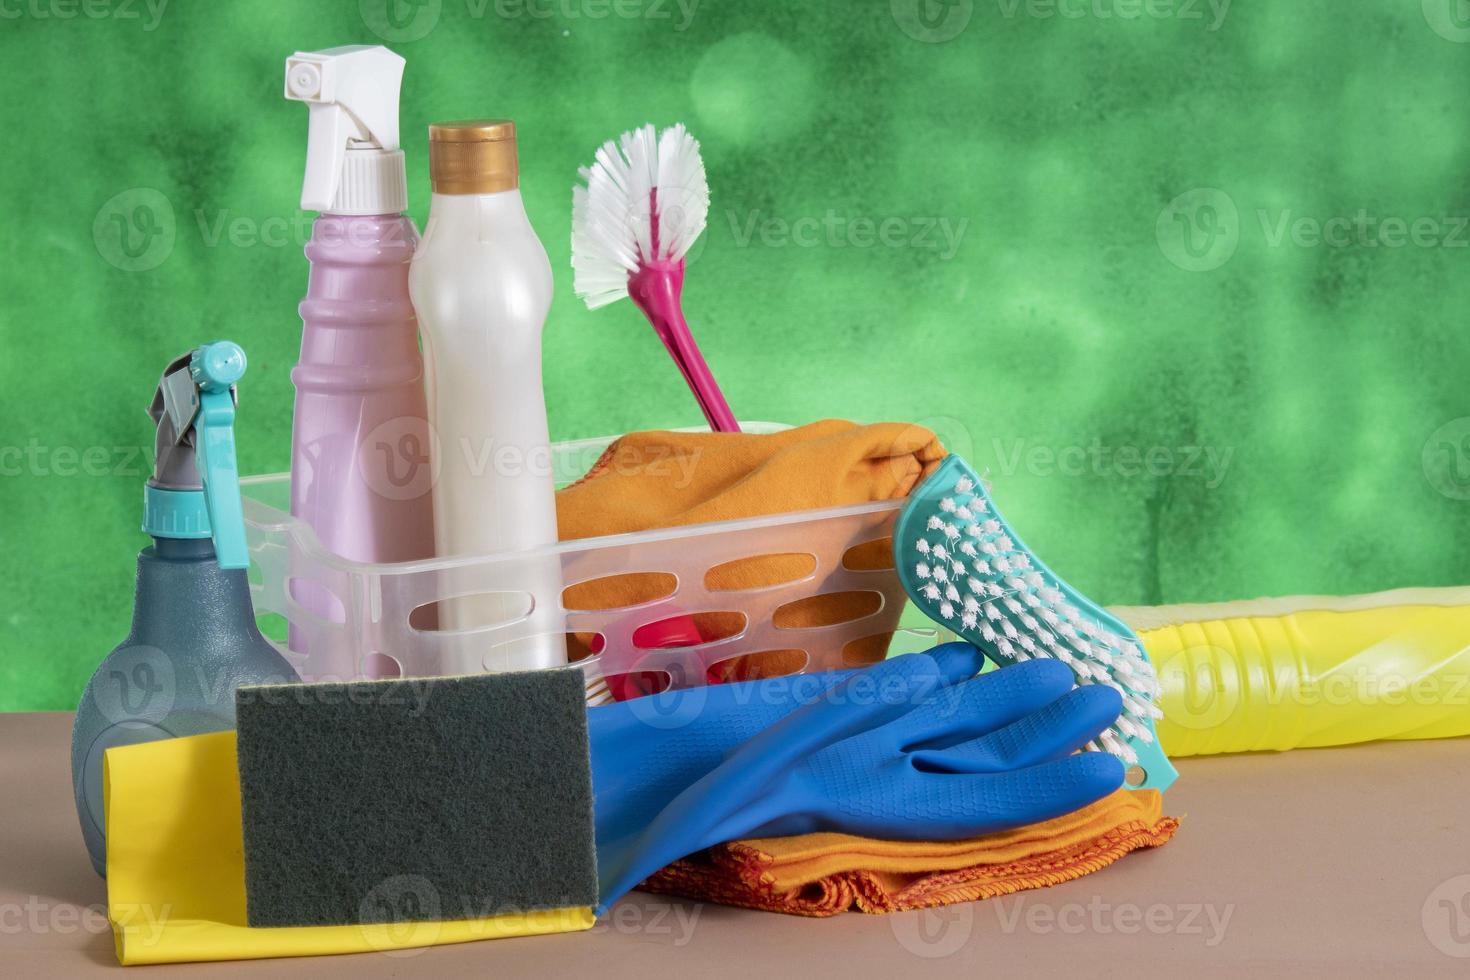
top-left (3, 711), bottom-right (1468, 978)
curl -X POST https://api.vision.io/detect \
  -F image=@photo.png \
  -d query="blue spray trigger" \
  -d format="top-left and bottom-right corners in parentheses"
top-left (189, 342), bottom-right (249, 570)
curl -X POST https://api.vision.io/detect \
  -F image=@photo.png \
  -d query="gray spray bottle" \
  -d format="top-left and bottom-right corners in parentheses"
top-left (70, 341), bottom-right (298, 877)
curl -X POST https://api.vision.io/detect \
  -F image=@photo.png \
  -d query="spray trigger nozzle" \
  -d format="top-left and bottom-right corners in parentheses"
top-left (285, 44), bottom-right (405, 213)
top-left (144, 342), bottom-right (250, 570)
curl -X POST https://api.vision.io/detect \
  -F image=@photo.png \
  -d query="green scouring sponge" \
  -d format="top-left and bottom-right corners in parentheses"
top-left (234, 668), bottom-right (598, 928)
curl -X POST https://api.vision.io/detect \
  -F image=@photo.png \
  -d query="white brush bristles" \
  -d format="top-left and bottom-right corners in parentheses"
top-left (571, 123), bottom-right (710, 310)
top-left (906, 474), bottom-right (1164, 766)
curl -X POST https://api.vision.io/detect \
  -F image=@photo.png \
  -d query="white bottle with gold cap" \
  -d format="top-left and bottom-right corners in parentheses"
top-left (409, 119), bottom-right (562, 671)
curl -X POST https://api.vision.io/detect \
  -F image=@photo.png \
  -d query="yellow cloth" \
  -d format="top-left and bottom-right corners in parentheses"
top-left (103, 731), bottom-right (594, 966)
top-left (640, 789), bottom-right (1178, 916)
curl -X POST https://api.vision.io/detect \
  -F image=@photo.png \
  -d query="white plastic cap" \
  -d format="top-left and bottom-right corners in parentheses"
top-left (285, 45), bottom-right (408, 215)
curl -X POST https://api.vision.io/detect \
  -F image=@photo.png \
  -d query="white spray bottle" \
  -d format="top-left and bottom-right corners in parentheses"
top-left (409, 120), bottom-right (563, 671)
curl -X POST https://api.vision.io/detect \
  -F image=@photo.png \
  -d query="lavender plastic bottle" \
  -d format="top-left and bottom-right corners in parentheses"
top-left (285, 46), bottom-right (436, 672)
top-left (290, 212), bottom-right (435, 563)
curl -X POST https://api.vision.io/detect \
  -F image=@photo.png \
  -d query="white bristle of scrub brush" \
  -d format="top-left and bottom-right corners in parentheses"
top-left (571, 123), bottom-right (710, 310)
top-left (1100, 731), bottom-right (1138, 765)
top-left (907, 479), bottom-right (1172, 772)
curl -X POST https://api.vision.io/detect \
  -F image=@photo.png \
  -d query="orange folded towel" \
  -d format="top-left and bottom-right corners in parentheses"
top-left (558, 419), bottom-right (946, 539)
top-left (640, 789), bottom-right (1179, 916)
top-left (555, 420), bottom-right (947, 676)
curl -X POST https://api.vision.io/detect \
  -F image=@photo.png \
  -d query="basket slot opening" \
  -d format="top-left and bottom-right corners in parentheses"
top-left (562, 572), bottom-right (678, 613)
top-left (841, 634), bottom-right (894, 667)
top-left (409, 591), bottom-right (535, 633)
top-left (362, 652), bottom-right (403, 679)
top-left (707, 648), bottom-right (810, 684)
top-left (633, 611), bottom-right (747, 650)
top-left (773, 591), bottom-right (884, 630)
top-left (288, 578), bottom-right (347, 625)
top-left (704, 553), bottom-right (818, 592)
top-left (841, 537), bottom-right (895, 572)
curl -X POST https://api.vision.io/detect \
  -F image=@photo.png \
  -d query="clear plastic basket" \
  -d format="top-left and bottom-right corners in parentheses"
top-left (241, 424), bottom-right (945, 700)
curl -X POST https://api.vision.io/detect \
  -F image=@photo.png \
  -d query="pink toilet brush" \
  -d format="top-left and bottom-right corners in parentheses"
top-left (572, 123), bottom-right (739, 432)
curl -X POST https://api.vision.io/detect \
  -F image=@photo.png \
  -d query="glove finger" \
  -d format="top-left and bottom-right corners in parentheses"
top-left (832, 751), bottom-right (1126, 842)
top-left (910, 683), bottom-right (1122, 774)
top-left (923, 641), bottom-right (987, 686)
top-left (888, 658), bottom-right (1076, 749)
top-left (966, 752), bottom-right (1126, 832)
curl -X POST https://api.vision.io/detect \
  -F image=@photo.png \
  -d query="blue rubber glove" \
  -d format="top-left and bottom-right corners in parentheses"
top-left (589, 642), bottom-right (986, 854)
top-left (597, 654), bottom-right (1125, 911)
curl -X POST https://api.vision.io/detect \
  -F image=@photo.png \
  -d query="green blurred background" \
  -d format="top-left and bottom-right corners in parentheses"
top-left (3, 0), bottom-right (1470, 710)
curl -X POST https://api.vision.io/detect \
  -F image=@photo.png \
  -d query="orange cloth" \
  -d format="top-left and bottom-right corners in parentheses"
top-left (640, 789), bottom-right (1179, 916)
top-left (558, 420), bottom-right (946, 539)
top-left (555, 420), bottom-right (947, 674)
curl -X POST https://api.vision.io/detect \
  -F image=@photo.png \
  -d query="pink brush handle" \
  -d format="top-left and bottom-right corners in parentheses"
top-left (628, 261), bottom-right (741, 434)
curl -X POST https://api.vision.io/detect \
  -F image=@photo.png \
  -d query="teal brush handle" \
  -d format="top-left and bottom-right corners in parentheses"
top-left (895, 455), bottom-right (1178, 792)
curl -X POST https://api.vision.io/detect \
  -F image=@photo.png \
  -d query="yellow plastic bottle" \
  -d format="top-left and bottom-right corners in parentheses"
top-left (1115, 588), bottom-right (1470, 756)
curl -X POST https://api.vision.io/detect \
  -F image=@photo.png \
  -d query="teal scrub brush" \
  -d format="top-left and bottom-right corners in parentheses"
top-left (895, 455), bottom-right (1178, 791)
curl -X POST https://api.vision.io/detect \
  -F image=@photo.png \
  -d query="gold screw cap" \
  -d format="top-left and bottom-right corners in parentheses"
top-left (428, 119), bottom-right (518, 194)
